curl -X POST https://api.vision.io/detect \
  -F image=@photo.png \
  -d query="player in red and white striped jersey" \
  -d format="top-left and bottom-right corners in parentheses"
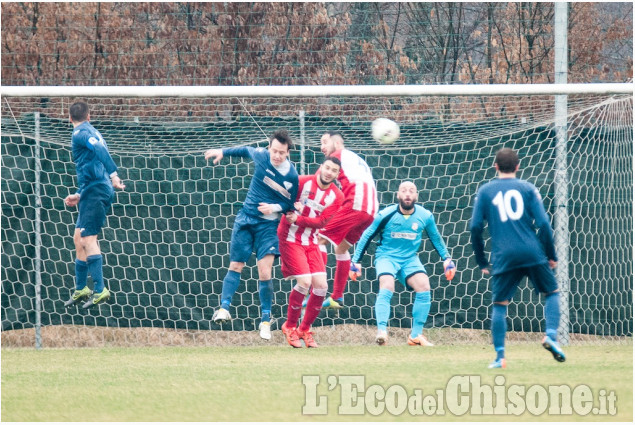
top-left (317, 131), bottom-right (378, 308)
top-left (278, 157), bottom-right (344, 348)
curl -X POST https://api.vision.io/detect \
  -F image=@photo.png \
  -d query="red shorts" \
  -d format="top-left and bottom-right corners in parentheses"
top-left (279, 240), bottom-right (327, 279)
top-left (318, 205), bottom-right (375, 246)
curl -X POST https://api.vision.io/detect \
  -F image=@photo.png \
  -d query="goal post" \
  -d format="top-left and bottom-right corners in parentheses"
top-left (1, 83), bottom-right (632, 348)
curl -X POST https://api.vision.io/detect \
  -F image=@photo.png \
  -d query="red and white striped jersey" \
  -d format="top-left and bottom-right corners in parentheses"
top-left (327, 149), bottom-right (378, 215)
top-left (278, 175), bottom-right (344, 246)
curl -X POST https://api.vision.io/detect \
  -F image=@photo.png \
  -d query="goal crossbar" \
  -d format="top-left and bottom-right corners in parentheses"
top-left (1, 83), bottom-right (633, 98)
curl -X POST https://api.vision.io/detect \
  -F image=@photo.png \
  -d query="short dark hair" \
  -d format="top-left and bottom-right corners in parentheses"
top-left (270, 129), bottom-right (293, 150)
top-left (323, 156), bottom-right (342, 169)
top-left (69, 101), bottom-right (89, 122)
top-left (495, 148), bottom-right (520, 173)
top-left (326, 130), bottom-right (344, 141)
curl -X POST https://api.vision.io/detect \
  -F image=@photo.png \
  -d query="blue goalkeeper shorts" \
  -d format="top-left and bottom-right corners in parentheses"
top-left (229, 210), bottom-right (280, 262)
top-left (375, 255), bottom-right (427, 287)
top-left (491, 263), bottom-right (558, 303)
top-left (76, 183), bottom-right (114, 237)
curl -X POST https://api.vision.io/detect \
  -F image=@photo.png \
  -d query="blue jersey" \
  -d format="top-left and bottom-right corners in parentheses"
top-left (71, 121), bottom-right (118, 196)
top-left (470, 178), bottom-right (557, 275)
top-left (352, 204), bottom-right (450, 264)
top-left (223, 146), bottom-right (298, 220)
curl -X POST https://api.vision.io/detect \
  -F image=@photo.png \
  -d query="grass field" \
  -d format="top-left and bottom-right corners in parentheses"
top-left (2, 343), bottom-right (632, 421)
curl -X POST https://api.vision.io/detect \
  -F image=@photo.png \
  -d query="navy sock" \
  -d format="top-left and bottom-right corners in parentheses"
top-left (220, 270), bottom-right (241, 310)
top-left (259, 279), bottom-right (273, 322)
top-left (491, 304), bottom-right (507, 360)
top-left (75, 259), bottom-right (88, 290)
top-left (545, 292), bottom-right (560, 341)
top-left (86, 255), bottom-right (104, 293)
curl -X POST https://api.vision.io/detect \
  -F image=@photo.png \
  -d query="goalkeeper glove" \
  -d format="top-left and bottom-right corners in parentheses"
top-left (443, 258), bottom-right (456, 281)
top-left (349, 263), bottom-right (362, 281)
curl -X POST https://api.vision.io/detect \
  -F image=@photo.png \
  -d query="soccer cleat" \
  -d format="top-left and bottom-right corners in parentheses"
top-left (81, 288), bottom-right (110, 308)
top-left (322, 296), bottom-right (343, 309)
top-left (407, 334), bottom-right (435, 347)
top-left (488, 358), bottom-right (507, 369)
top-left (542, 336), bottom-right (566, 362)
top-left (259, 321), bottom-right (272, 340)
top-left (298, 330), bottom-right (318, 348)
top-left (212, 307), bottom-right (231, 324)
top-left (63, 287), bottom-right (92, 308)
top-left (281, 322), bottom-right (302, 348)
top-left (375, 330), bottom-right (388, 346)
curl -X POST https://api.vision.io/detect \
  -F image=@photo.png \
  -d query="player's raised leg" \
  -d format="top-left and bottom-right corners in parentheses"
top-left (64, 228), bottom-right (92, 307)
top-left (79, 233), bottom-right (111, 308)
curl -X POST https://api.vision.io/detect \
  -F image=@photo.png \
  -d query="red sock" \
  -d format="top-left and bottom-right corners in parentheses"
top-left (299, 291), bottom-right (325, 332)
top-left (331, 259), bottom-right (350, 300)
top-left (285, 288), bottom-right (305, 328)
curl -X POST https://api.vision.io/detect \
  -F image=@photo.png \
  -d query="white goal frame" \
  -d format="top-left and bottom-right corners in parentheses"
top-left (2, 83), bottom-right (633, 349)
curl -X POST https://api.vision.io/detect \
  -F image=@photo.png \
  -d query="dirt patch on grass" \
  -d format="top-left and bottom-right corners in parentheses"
top-left (2, 324), bottom-right (626, 349)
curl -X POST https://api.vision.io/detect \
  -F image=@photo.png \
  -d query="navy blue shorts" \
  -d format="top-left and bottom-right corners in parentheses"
top-left (491, 263), bottom-right (558, 303)
top-left (230, 211), bottom-right (280, 262)
top-left (76, 184), bottom-right (114, 237)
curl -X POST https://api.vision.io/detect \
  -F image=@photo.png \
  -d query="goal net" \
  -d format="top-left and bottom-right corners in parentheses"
top-left (1, 85), bottom-right (632, 348)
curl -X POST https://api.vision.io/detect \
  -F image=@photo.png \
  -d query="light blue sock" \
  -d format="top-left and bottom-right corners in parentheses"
top-left (220, 270), bottom-right (241, 310)
top-left (545, 292), bottom-right (560, 341)
top-left (411, 291), bottom-right (431, 338)
top-left (491, 304), bottom-right (507, 360)
top-left (86, 255), bottom-right (104, 293)
top-left (75, 259), bottom-right (88, 291)
top-left (259, 279), bottom-right (273, 322)
top-left (375, 288), bottom-right (393, 331)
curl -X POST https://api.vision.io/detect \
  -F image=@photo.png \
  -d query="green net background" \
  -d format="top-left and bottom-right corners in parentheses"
top-left (2, 95), bottom-right (632, 338)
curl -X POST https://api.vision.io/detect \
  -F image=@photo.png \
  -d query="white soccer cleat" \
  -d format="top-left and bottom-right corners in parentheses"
top-left (212, 307), bottom-right (231, 324)
top-left (375, 330), bottom-right (388, 346)
top-left (259, 321), bottom-right (272, 340)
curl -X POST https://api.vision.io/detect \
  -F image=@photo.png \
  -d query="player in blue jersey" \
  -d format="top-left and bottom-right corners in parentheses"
top-left (351, 181), bottom-right (456, 346)
top-left (470, 148), bottom-right (565, 369)
top-left (204, 130), bottom-right (299, 340)
top-left (63, 101), bottom-right (125, 309)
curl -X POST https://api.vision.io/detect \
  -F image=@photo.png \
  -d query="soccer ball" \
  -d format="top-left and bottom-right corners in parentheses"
top-left (371, 118), bottom-right (400, 144)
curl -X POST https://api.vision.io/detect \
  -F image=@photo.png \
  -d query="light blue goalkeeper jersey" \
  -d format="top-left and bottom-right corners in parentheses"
top-left (71, 121), bottom-right (118, 196)
top-left (352, 204), bottom-right (450, 264)
top-left (222, 146), bottom-right (298, 220)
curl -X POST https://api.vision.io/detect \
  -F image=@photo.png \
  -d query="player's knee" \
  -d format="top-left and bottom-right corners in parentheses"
top-left (229, 262), bottom-right (245, 273)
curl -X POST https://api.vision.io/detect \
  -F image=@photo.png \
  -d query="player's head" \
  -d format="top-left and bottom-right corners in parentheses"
top-left (269, 129), bottom-right (293, 167)
top-left (320, 131), bottom-right (345, 156)
top-left (69, 101), bottom-right (90, 124)
top-left (495, 148), bottom-right (520, 174)
top-left (318, 156), bottom-right (341, 187)
top-left (397, 181), bottom-right (418, 211)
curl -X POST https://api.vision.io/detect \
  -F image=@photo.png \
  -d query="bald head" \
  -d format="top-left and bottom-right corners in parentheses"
top-left (397, 181), bottom-right (418, 212)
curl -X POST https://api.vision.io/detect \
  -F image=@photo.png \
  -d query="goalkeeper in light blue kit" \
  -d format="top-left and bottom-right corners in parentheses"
top-left (204, 130), bottom-right (298, 340)
top-left (63, 101), bottom-right (125, 309)
top-left (351, 181), bottom-right (456, 346)
top-left (470, 148), bottom-right (565, 369)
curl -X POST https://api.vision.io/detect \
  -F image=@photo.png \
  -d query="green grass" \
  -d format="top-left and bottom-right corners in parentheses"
top-left (2, 344), bottom-right (632, 421)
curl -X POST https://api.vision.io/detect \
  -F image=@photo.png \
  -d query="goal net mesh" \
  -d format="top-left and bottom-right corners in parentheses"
top-left (1, 93), bottom-right (632, 347)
